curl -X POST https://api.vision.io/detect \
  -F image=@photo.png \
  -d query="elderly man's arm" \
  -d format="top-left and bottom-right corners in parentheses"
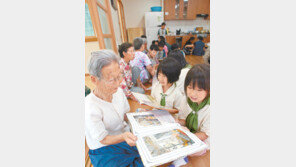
top-left (146, 65), bottom-right (155, 77)
top-left (100, 132), bottom-right (137, 146)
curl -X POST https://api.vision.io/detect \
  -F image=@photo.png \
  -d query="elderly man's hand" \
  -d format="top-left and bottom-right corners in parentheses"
top-left (122, 132), bottom-right (138, 146)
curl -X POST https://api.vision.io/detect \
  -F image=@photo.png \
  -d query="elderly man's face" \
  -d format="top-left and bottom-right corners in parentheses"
top-left (94, 61), bottom-right (122, 95)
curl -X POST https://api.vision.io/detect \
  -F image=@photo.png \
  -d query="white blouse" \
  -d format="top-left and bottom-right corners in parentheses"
top-left (178, 97), bottom-right (211, 149)
top-left (175, 68), bottom-right (190, 96)
top-left (151, 81), bottom-right (185, 111)
top-left (85, 88), bottom-right (130, 150)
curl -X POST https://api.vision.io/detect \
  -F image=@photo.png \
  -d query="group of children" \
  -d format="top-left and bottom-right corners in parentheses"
top-left (117, 35), bottom-right (210, 167)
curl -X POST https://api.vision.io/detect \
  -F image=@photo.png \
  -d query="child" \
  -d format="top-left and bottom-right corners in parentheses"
top-left (178, 63), bottom-right (210, 151)
top-left (147, 44), bottom-right (160, 66)
top-left (192, 36), bottom-right (205, 56)
top-left (183, 37), bottom-right (195, 55)
top-left (170, 64), bottom-right (210, 167)
top-left (156, 41), bottom-right (166, 60)
top-left (147, 44), bottom-right (160, 84)
top-left (170, 43), bottom-right (186, 57)
top-left (151, 58), bottom-right (184, 114)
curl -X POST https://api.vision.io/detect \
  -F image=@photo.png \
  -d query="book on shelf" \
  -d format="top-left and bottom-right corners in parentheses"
top-left (132, 92), bottom-right (174, 110)
top-left (126, 109), bottom-right (207, 167)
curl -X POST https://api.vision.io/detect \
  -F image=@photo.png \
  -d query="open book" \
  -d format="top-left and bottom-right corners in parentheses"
top-left (127, 110), bottom-right (208, 167)
top-left (132, 92), bottom-right (174, 110)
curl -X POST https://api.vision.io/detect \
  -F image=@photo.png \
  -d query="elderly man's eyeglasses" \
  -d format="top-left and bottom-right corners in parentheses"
top-left (102, 74), bottom-right (124, 84)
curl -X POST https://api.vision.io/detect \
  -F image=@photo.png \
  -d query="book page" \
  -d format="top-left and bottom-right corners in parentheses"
top-left (127, 110), bottom-right (176, 133)
top-left (143, 129), bottom-right (195, 157)
top-left (136, 126), bottom-right (207, 167)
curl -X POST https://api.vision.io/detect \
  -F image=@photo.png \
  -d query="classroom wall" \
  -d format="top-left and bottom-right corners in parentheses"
top-left (85, 41), bottom-right (100, 74)
top-left (122, 0), bottom-right (161, 28)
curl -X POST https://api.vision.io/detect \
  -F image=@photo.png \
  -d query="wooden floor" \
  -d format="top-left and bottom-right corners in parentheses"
top-left (85, 55), bottom-right (209, 167)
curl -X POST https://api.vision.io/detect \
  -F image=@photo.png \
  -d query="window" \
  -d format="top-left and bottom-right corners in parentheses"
top-left (85, 0), bottom-right (118, 52)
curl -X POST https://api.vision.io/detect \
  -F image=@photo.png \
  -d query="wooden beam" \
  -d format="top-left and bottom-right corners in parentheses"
top-left (88, 0), bottom-right (105, 48)
top-left (105, 0), bottom-right (118, 53)
top-left (85, 36), bottom-right (97, 42)
top-left (96, 1), bottom-right (108, 12)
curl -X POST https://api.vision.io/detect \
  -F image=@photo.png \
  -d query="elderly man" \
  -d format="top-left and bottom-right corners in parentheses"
top-left (85, 50), bottom-right (144, 167)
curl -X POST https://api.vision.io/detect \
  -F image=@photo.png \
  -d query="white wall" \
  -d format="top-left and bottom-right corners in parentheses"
top-left (122, 0), bottom-right (161, 28)
top-left (85, 42), bottom-right (100, 74)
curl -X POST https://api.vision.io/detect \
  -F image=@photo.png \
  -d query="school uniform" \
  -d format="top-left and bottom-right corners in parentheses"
top-left (175, 67), bottom-right (190, 96)
top-left (85, 88), bottom-right (143, 167)
top-left (151, 81), bottom-right (184, 110)
top-left (178, 97), bottom-right (210, 149)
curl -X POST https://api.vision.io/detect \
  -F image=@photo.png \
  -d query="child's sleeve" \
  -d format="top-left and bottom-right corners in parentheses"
top-left (177, 95), bottom-right (191, 120)
top-left (200, 107), bottom-right (210, 137)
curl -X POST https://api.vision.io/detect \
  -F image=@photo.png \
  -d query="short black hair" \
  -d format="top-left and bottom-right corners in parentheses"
top-left (157, 58), bottom-right (181, 84)
top-left (158, 36), bottom-right (165, 42)
top-left (197, 36), bottom-right (204, 41)
top-left (118, 42), bottom-right (133, 58)
top-left (141, 35), bottom-right (147, 38)
top-left (133, 37), bottom-right (143, 50)
top-left (184, 64), bottom-right (210, 97)
top-left (168, 50), bottom-right (188, 68)
top-left (158, 40), bottom-right (165, 47)
top-left (171, 43), bottom-right (179, 51)
top-left (150, 44), bottom-right (159, 51)
top-left (161, 22), bottom-right (166, 26)
top-left (152, 40), bottom-right (158, 45)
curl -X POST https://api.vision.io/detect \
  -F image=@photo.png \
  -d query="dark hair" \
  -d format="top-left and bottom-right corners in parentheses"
top-left (158, 36), bottom-right (165, 42)
top-left (187, 37), bottom-right (195, 43)
top-left (141, 35), bottom-right (147, 38)
top-left (168, 50), bottom-right (188, 68)
top-left (157, 58), bottom-right (181, 84)
top-left (150, 44), bottom-right (159, 51)
top-left (161, 22), bottom-right (166, 26)
top-left (118, 42), bottom-right (133, 58)
top-left (152, 40), bottom-right (159, 45)
top-left (158, 40), bottom-right (165, 47)
top-left (197, 36), bottom-right (204, 41)
top-left (133, 37), bottom-right (143, 50)
top-left (184, 64), bottom-right (210, 97)
top-left (171, 43), bottom-right (179, 51)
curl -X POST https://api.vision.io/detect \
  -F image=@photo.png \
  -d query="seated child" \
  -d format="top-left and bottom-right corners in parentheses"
top-left (147, 44), bottom-right (160, 84)
top-left (158, 35), bottom-right (171, 51)
top-left (192, 36), bottom-right (205, 56)
top-left (156, 41), bottom-right (166, 60)
top-left (178, 63), bottom-right (210, 151)
top-left (147, 44), bottom-right (160, 66)
top-left (170, 64), bottom-right (210, 167)
top-left (170, 43), bottom-right (185, 57)
top-left (183, 37), bottom-right (195, 55)
top-left (151, 58), bottom-right (184, 114)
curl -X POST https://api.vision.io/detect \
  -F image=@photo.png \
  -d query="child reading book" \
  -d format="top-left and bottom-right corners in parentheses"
top-left (170, 64), bottom-right (210, 167)
top-left (177, 63), bottom-right (210, 151)
top-left (151, 58), bottom-right (184, 114)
